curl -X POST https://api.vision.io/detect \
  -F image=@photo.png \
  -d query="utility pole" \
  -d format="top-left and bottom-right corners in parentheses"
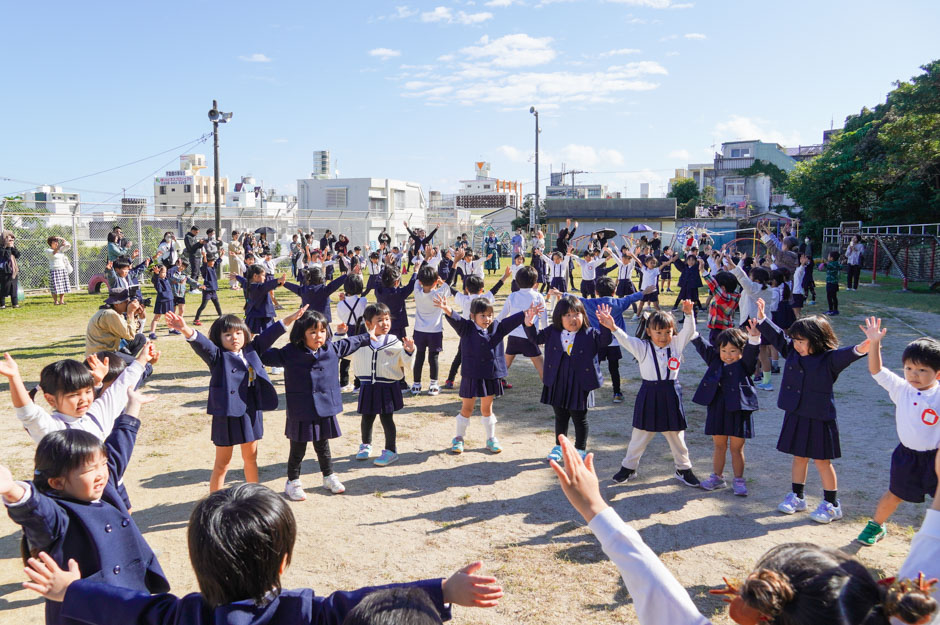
top-left (529, 106), bottom-right (539, 231)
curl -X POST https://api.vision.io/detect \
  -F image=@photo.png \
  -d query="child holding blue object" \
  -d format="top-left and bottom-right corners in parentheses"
top-left (230, 265), bottom-right (287, 335)
top-left (22, 483), bottom-right (502, 625)
top-left (2, 393), bottom-right (169, 625)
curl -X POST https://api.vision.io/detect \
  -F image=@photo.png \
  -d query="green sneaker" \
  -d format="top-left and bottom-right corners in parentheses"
top-left (856, 520), bottom-right (886, 546)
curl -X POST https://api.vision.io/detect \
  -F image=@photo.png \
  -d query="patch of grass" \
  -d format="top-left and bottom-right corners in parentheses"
top-left (146, 451), bottom-right (169, 458)
top-left (373, 491), bottom-right (385, 498)
top-left (457, 493), bottom-right (471, 502)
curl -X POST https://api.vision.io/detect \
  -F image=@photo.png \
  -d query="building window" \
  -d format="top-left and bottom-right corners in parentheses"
top-left (184, 184), bottom-right (191, 193)
top-left (160, 203), bottom-right (167, 212)
top-left (483, 184), bottom-right (491, 190)
top-left (159, 186), bottom-right (166, 195)
top-left (326, 187), bottom-right (348, 208)
top-left (369, 198), bottom-right (386, 214)
top-left (394, 189), bottom-right (406, 210)
top-left (203, 185), bottom-right (208, 194)
top-left (725, 177), bottom-right (745, 196)
top-left (730, 148), bottom-right (751, 158)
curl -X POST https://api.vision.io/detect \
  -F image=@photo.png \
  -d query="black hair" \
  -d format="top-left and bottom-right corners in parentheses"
top-left (188, 483), bottom-right (296, 608)
top-left (245, 265), bottom-right (266, 281)
top-left (92, 351), bottom-right (127, 385)
top-left (369, 251), bottom-right (380, 261)
top-left (551, 295), bottom-right (587, 331)
top-left (364, 302), bottom-right (391, 322)
top-left (516, 266), bottom-right (537, 289)
top-left (715, 328), bottom-right (747, 351)
top-left (749, 266), bottom-right (771, 288)
top-left (595, 276), bottom-right (615, 297)
top-left (642, 310), bottom-right (677, 336)
top-left (902, 337), bottom-right (940, 371)
top-left (715, 270), bottom-right (740, 293)
top-left (740, 543), bottom-right (937, 625)
top-left (829, 250), bottom-right (840, 261)
top-left (345, 274), bottom-right (364, 296)
top-left (381, 266), bottom-right (401, 288)
top-left (469, 297), bottom-right (494, 316)
top-left (112, 257), bottom-right (131, 270)
top-left (787, 316), bottom-right (839, 354)
top-left (342, 587), bottom-right (442, 625)
top-left (417, 264), bottom-right (438, 287)
top-left (303, 267), bottom-right (324, 286)
top-left (772, 268), bottom-right (792, 301)
top-left (209, 315), bottom-right (252, 349)
top-left (464, 275), bottom-right (484, 295)
top-left (289, 311), bottom-right (329, 348)
top-left (39, 360), bottom-right (94, 398)
top-left (33, 429), bottom-right (106, 496)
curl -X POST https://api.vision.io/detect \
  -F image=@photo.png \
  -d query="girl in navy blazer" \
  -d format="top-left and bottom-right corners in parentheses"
top-left (166, 308), bottom-right (307, 493)
top-left (754, 298), bottom-right (868, 524)
top-left (435, 294), bottom-right (540, 455)
top-left (147, 263), bottom-right (174, 339)
top-left (690, 326), bottom-right (761, 495)
top-left (231, 264), bottom-right (287, 335)
top-left (2, 394), bottom-right (169, 625)
top-left (283, 266), bottom-right (349, 325)
top-left (24, 483), bottom-right (504, 625)
top-left (374, 265), bottom-right (418, 340)
top-left (260, 310), bottom-right (374, 500)
top-left (524, 295), bottom-right (611, 463)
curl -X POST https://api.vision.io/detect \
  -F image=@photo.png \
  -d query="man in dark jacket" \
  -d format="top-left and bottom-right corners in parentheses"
top-left (184, 225), bottom-right (204, 283)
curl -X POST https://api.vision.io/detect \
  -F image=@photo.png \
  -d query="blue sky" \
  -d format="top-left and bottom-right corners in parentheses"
top-left (1, 1), bottom-right (937, 207)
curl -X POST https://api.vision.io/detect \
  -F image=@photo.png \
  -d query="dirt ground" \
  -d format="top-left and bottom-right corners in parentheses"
top-left (0, 284), bottom-right (937, 625)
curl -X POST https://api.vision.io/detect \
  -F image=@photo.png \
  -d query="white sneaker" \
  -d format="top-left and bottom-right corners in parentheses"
top-left (777, 492), bottom-right (807, 514)
top-left (410, 383), bottom-right (422, 396)
top-left (284, 479), bottom-right (306, 501)
top-left (341, 384), bottom-right (355, 392)
top-left (810, 500), bottom-right (843, 524)
top-left (322, 474), bottom-right (346, 494)
top-left (428, 383), bottom-right (441, 396)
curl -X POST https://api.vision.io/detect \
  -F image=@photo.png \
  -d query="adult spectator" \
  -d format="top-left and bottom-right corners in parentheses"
top-left (203, 227), bottom-right (222, 263)
top-left (228, 231), bottom-right (245, 289)
top-left (649, 232), bottom-right (661, 255)
top-left (378, 227), bottom-right (391, 250)
top-left (106, 226), bottom-right (132, 262)
top-left (183, 225), bottom-right (204, 282)
top-left (157, 231), bottom-right (181, 267)
top-left (532, 229), bottom-right (546, 253)
top-left (511, 228), bottom-right (525, 257)
top-left (319, 229), bottom-right (336, 252)
top-left (85, 288), bottom-right (153, 385)
top-left (555, 218), bottom-right (577, 253)
top-left (845, 235), bottom-right (865, 291)
top-left (0, 230), bottom-right (20, 309)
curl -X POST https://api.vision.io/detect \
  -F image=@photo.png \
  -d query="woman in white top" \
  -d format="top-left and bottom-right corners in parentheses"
top-left (227, 232), bottom-right (246, 290)
top-left (157, 232), bottom-right (182, 268)
top-left (845, 236), bottom-right (864, 291)
top-left (44, 236), bottom-right (72, 305)
top-left (550, 434), bottom-right (940, 625)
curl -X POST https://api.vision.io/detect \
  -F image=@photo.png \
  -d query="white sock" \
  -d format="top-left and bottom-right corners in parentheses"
top-left (455, 415), bottom-right (470, 438)
top-left (482, 415), bottom-right (497, 440)
top-left (430, 379), bottom-right (438, 386)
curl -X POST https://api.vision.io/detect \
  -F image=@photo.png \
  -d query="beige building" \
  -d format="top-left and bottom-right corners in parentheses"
top-left (153, 154), bottom-right (228, 216)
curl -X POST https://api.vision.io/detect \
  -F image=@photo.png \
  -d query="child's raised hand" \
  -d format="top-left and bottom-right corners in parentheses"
top-left (402, 336), bottom-right (415, 352)
top-left (84, 354), bottom-right (110, 386)
top-left (746, 318), bottom-right (760, 337)
top-left (0, 353), bottom-right (21, 379)
top-left (164, 311), bottom-right (187, 332)
top-left (0, 464), bottom-right (16, 497)
top-left (442, 561), bottom-right (503, 608)
top-left (503, 265), bottom-right (512, 278)
top-left (755, 298), bottom-right (766, 320)
top-left (523, 302), bottom-right (542, 326)
top-left (681, 299), bottom-right (694, 314)
top-left (277, 274), bottom-right (287, 286)
top-left (596, 305), bottom-right (616, 330)
top-left (135, 341), bottom-right (159, 366)
top-left (860, 316), bottom-right (886, 344)
top-left (549, 434), bottom-right (608, 523)
top-left (336, 322), bottom-right (349, 335)
top-left (282, 305), bottom-right (309, 327)
top-left (124, 387), bottom-right (155, 419)
top-left (22, 552), bottom-right (81, 603)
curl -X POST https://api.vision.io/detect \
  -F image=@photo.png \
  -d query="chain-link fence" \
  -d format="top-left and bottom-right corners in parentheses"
top-left (0, 201), bottom-right (473, 292)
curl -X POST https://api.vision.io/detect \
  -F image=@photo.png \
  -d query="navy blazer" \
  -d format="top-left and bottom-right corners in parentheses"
top-left (236, 276), bottom-right (280, 319)
top-left (525, 324), bottom-right (611, 390)
top-left (200, 263), bottom-right (219, 292)
top-left (673, 259), bottom-right (703, 288)
top-left (283, 275), bottom-right (347, 321)
top-left (759, 319), bottom-right (864, 421)
top-left (261, 334), bottom-right (370, 419)
top-left (151, 275), bottom-right (174, 305)
top-left (187, 323), bottom-right (283, 417)
top-left (60, 576), bottom-right (451, 625)
top-left (690, 337), bottom-right (760, 412)
top-left (445, 312), bottom-right (524, 379)
top-left (374, 274), bottom-right (417, 328)
top-left (7, 415), bottom-right (169, 625)
top-left (437, 258), bottom-right (453, 281)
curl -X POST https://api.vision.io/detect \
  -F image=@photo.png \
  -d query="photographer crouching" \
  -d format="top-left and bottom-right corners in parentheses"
top-left (85, 288), bottom-right (154, 386)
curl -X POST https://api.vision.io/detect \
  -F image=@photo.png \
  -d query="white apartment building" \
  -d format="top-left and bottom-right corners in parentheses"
top-left (225, 176), bottom-right (297, 218)
top-left (20, 185), bottom-right (80, 226)
top-left (153, 154), bottom-right (229, 216)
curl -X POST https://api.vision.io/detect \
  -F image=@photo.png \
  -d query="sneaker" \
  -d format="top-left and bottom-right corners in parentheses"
top-left (501, 380), bottom-right (513, 390)
top-left (631, 314), bottom-right (640, 320)
top-left (428, 383), bottom-right (441, 396)
top-left (612, 467), bottom-right (636, 483)
top-left (777, 492), bottom-right (807, 514)
top-left (577, 449), bottom-right (588, 461)
top-left (168, 329), bottom-right (181, 335)
top-left (341, 384), bottom-right (355, 393)
top-left (546, 445), bottom-right (563, 463)
top-left (770, 364), bottom-right (780, 374)
top-left (807, 300), bottom-right (815, 305)
top-left (193, 320), bottom-right (203, 326)
top-left (825, 310), bottom-right (834, 315)
top-left (356, 443), bottom-right (372, 460)
top-left (613, 392), bottom-right (624, 403)
top-left (756, 381), bottom-right (774, 391)
top-left (284, 479), bottom-right (306, 501)
top-left (189, 289), bottom-right (201, 295)
top-left (148, 332), bottom-right (157, 340)
top-left (700, 473), bottom-right (727, 491)
top-left (856, 520), bottom-right (887, 546)
top-left (486, 437), bottom-right (502, 454)
top-left (322, 474), bottom-right (346, 494)
top-left (810, 500), bottom-right (843, 524)
top-left (674, 468), bottom-right (701, 488)
top-left (732, 477), bottom-right (748, 496)
top-left (270, 366), bottom-right (284, 375)
top-left (410, 383), bottom-right (422, 396)
top-left (450, 437), bottom-right (464, 454)
top-left (829, 310), bottom-right (839, 316)
top-left (374, 450), bottom-right (399, 467)
top-left (666, 288), bottom-right (673, 293)
top-left (443, 380), bottom-right (455, 390)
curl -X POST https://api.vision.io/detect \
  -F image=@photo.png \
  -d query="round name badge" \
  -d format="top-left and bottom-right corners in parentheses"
top-left (667, 357), bottom-right (681, 371)
top-left (922, 408), bottom-right (939, 426)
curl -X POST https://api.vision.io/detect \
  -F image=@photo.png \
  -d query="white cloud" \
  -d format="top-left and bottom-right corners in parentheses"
top-left (600, 48), bottom-right (641, 57)
top-left (684, 32), bottom-right (706, 39)
top-left (438, 53), bottom-right (456, 61)
top-left (460, 34), bottom-right (556, 67)
top-left (394, 5), bottom-right (418, 18)
top-left (458, 10), bottom-right (494, 23)
top-left (238, 53), bottom-right (272, 63)
top-left (422, 6), bottom-right (493, 23)
top-left (668, 149), bottom-right (690, 161)
top-left (422, 6), bottom-right (453, 21)
top-left (369, 48), bottom-right (402, 60)
top-left (485, 0), bottom-right (518, 5)
top-left (607, 0), bottom-right (692, 7)
top-left (713, 115), bottom-right (804, 147)
top-left (665, 50), bottom-right (680, 56)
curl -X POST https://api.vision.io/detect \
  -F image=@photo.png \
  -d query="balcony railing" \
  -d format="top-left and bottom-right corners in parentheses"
top-left (715, 156), bottom-right (755, 171)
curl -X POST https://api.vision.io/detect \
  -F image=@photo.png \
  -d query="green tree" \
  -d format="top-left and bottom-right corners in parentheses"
top-left (667, 177), bottom-right (700, 206)
top-left (512, 197), bottom-right (545, 230)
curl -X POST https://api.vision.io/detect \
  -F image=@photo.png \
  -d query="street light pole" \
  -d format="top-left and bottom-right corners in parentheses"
top-left (212, 100), bottom-right (221, 238)
top-left (529, 106), bottom-right (539, 232)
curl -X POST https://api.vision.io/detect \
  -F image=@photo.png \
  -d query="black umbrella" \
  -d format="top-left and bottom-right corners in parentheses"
top-left (593, 228), bottom-right (617, 242)
top-left (254, 226), bottom-right (276, 237)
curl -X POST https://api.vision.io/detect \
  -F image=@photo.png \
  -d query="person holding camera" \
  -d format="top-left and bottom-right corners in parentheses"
top-left (106, 226), bottom-right (132, 262)
top-left (84, 288), bottom-right (153, 383)
top-left (45, 236), bottom-right (73, 306)
top-left (157, 231), bottom-right (181, 267)
top-left (184, 225), bottom-right (205, 286)
top-left (0, 230), bottom-right (20, 309)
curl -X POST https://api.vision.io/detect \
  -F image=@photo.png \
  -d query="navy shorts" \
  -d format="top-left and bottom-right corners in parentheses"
top-left (412, 330), bottom-right (443, 353)
top-left (889, 444), bottom-right (939, 503)
top-left (793, 293), bottom-right (806, 307)
top-left (641, 290), bottom-right (659, 303)
top-left (599, 345), bottom-right (622, 362)
top-left (173, 296), bottom-right (185, 305)
top-left (506, 335), bottom-right (541, 357)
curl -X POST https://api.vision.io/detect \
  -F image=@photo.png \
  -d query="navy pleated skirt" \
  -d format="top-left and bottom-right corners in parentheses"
top-left (212, 411), bottom-right (264, 446)
top-left (248, 316), bottom-right (274, 335)
top-left (153, 298), bottom-right (172, 315)
top-left (540, 353), bottom-right (592, 410)
top-left (550, 277), bottom-right (567, 292)
top-left (285, 414), bottom-right (342, 442)
top-left (358, 381), bottom-right (404, 415)
top-left (459, 376), bottom-right (503, 399)
top-left (632, 379), bottom-right (687, 432)
top-left (776, 412), bottom-right (841, 459)
top-left (616, 277), bottom-right (637, 297)
top-left (705, 405), bottom-right (754, 439)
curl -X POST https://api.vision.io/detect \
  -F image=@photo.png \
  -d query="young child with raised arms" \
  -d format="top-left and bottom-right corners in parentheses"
top-left (410, 265), bottom-right (451, 396)
top-left (856, 319), bottom-right (940, 546)
top-left (498, 265), bottom-right (548, 385)
top-left (22, 483), bottom-right (502, 625)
